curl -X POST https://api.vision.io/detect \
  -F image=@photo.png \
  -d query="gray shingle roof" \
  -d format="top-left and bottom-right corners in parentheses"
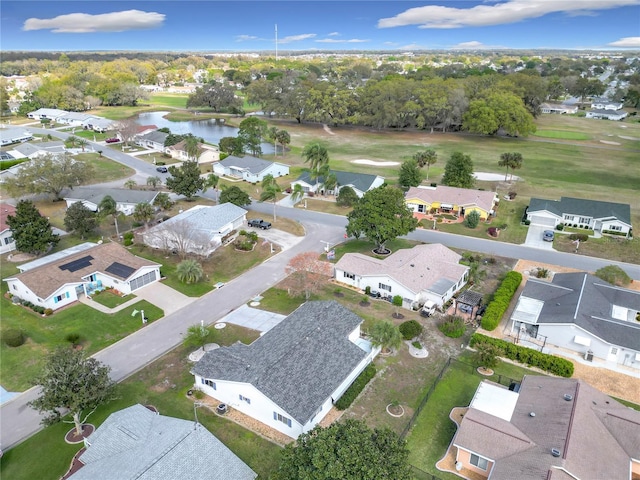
top-left (64, 187), bottom-right (159, 206)
top-left (220, 155), bottom-right (283, 175)
top-left (69, 404), bottom-right (256, 480)
top-left (520, 273), bottom-right (640, 350)
top-left (528, 196), bottom-right (631, 225)
top-left (138, 131), bottom-right (168, 145)
top-left (295, 169), bottom-right (380, 192)
top-left (13, 141), bottom-right (66, 156)
top-left (193, 301), bottom-right (368, 424)
top-left (145, 203), bottom-right (247, 238)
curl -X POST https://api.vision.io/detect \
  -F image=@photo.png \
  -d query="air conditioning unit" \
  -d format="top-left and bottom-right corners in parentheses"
top-left (584, 351), bottom-right (594, 362)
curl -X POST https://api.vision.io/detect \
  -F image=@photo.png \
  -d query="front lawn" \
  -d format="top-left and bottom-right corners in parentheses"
top-left (553, 233), bottom-right (640, 264)
top-left (90, 290), bottom-right (135, 308)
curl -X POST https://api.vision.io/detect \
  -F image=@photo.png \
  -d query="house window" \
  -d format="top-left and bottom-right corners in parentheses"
top-left (201, 378), bottom-right (216, 390)
top-left (378, 283), bottom-right (392, 292)
top-left (54, 292), bottom-right (70, 303)
top-left (417, 204), bottom-right (426, 213)
top-left (274, 412), bottom-right (292, 427)
top-left (343, 272), bottom-right (355, 280)
top-left (12, 285), bottom-right (16, 290)
top-left (564, 215), bottom-right (574, 221)
top-left (608, 225), bottom-right (622, 231)
top-left (4, 236), bottom-right (13, 245)
top-left (239, 394), bottom-right (251, 404)
top-left (579, 217), bottom-right (590, 224)
top-left (611, 347), bottom-right (618, 355)
top-left (470, 453), bottom-right (489, 471)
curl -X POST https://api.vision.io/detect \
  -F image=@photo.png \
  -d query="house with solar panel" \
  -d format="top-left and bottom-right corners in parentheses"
top-left (290, 169), bottom-right (385, 198)
top-left (3, 242), bottom-right (160, 311)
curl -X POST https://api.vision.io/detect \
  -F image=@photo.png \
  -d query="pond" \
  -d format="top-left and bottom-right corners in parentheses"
top-left (135, 111), bottom-right (274, 154)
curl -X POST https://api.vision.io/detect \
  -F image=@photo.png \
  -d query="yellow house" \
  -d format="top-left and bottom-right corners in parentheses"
top-left (405, 186), bottom-right (498, 220)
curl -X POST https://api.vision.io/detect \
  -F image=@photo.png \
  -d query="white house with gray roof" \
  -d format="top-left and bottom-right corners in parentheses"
top-left (213, 155), bottom-right (289, 183)
top-left (526, 196), bottom-right (632, 238)
top-left (291, 170), bottom-right (385, 198)
top-left (0, 128), bottom-right (33, 146)
top-left (135, 130), bottom-right (169, 150)
top-left (63, 187), bottom-right (159, 216)
top-left (26, 108), bottom-right (67, 121)
top-left (334, 244), bottom-right (469, 309)
top-left (67, 404), bottom-right (256, 480)
top-left (11, 141), bottom-right (67, 159)
top-left (141, 203), bottom-right (247, 256)
top-left (509, 272), bottom-right (640, 371)
top-left (192, 301), bottom-right (379, 439)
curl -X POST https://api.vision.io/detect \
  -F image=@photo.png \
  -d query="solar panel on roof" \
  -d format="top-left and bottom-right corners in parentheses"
top-left (105, 262), bottom-right (136, 278)
top-left (59, 255), bottom-right (94, 272)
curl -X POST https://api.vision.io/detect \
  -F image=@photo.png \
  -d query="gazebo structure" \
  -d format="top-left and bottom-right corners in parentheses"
top-left (455, 290), bottom-right (483, 320)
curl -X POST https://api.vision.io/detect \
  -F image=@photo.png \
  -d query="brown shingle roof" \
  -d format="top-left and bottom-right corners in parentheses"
top-left (0, 203), bottom-right (16, 232)
top-left (405, 185), bottom-right (497, 213)
top-left (7, 242), bottom-right (159, 299)
top-left (334, 244), bottom-right (467, 295)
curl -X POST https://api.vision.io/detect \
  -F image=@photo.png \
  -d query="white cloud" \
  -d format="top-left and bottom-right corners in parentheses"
top-left (278, 33), bottom-right (316, 44)
top-left (608, 36), bottom-right (640, 47)
top-left (452, 41), bottom-right (486, 49)
top-left (236, 35), bottom-right (259, 42)
top-left (316, 38), bottom-right (369, 43)
top-left (378, 0), bottom-right (640, 29)
top-left (327, 32), bottom-right (340, 36)
top-left (23, 10), bottom-right (165, 33)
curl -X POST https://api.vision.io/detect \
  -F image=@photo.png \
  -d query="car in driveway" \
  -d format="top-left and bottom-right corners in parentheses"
top-left (105, 137), bottom-right (120, 143)
top-left (248, 219), bottom-right (272, 229)
top-left (156, 166), bottom-right (168, 173)
top-left (543, 230), bottom-right (555, 242)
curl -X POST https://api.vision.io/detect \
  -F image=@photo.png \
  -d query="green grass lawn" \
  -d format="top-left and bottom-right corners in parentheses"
top-left (90, 290), bottom-right (135, 308)
top-left (147, 93), bottom-right (188, 109)
top-left (0, 327), bottom-right (280, 480)
top-left (533, 130), bottom-right (590, 140)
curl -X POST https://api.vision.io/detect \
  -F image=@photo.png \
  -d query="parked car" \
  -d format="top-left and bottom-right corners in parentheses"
top-left (248, 219), bottom-right (272, 230)
top-left (543, 230), bottom-right (555, 242)
top-left (156, 166), bottom-right (168, 173)
top-left (105, 137), bottom-right (120, 143)
top-left (368, 289), bottom-right (381, 299)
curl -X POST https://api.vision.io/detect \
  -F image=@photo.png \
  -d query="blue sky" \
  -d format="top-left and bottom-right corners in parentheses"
top-left (2, 1), bottom-right (640, 52)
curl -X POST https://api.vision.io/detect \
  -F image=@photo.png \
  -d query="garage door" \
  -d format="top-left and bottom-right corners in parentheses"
top-left (129, 270), bottom-right (158, 291)
top-left (529, 215), bottom-right (556, 227)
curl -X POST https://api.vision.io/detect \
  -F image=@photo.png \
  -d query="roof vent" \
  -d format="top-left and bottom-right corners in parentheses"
top-left (529, 412), bottom-right (536, 417)
top-left (410, 264), bottom-right (415, 267)
top-left (551, 448), bottom-right (561, 457)
top-left (564, 394), bottom-right (573, 401)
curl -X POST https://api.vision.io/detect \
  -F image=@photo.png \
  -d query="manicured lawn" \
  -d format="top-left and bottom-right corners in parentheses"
top-left (90, 290), bottom-right (135, 308)
top-left (405, 353), bottom-right (544, 479)
top-left (0, 327), bottom-right (280, 480)
top-left (331, 237), bottom-right (422, 262)
top-left (533, 130), bottom-right (590, 140)
top-left (553, 233), bottom-right (640, 264)
top-left (148, 93), bottom-right (188, 109)
top-left (80, 153), bottom-right (136, 183)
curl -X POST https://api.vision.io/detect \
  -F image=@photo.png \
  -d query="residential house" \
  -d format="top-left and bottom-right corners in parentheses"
top-left (0, 129), bottom-right (33, 146)
top-left (26, 108), bottom-right (67, 122)
top-left (405, 185), bottom-right (498, 220)
top-left (449, 376), bottom-right (640, 480)
top-left (135, 130), bottom-right (168, 151)
top-left (290, 170), bottom-right (385, 198)
top-left (10, 141), bottom-right (67, 160)
top-left (3, 242), bottom-right (161, 311)
top-left (81, 116), bottom-right (116, 133)
top-left (141, 203), bottom-right (247, 257)
top-left (213, 155), bottom-right (289, 183)
top-left (192, 301), bottom-right (379, 439)
top-left (591, 97), bottom-right (624, 110)
top-left (334, 244), bottom-right (469, 309)
top-left (164, 140), bottom-right (220, 164)
top-left (585, 109), bottom-right (628, 120)
top-left (63, 187), bottom-right (159, 216)
top-left (509, 272), bottom-right (640, 371)
top-left (67, 404), bottom-right (256, 480)
top-left (526, 196), bottom-right (632, 238)
top-left (0, 203), bottom-right (16, 254)
top-left (57, 112), bottom-right (95, 127)
top-left (540, 103), bottom-right (578, 114)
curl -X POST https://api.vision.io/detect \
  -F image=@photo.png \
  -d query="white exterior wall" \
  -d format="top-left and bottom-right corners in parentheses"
top-left (6, 279), bottom-right (79, 310)
top-left (0, 229), bottom-right (16, 254)
top-left (263, 163), bottom-right (289, 179)
top-left (527, 210), bottom-right (561, 226)
top-left (594, 218), bottom-right (632, 236)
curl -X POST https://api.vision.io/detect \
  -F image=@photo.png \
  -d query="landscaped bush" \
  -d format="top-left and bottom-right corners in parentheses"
top-left (65, 333), bottom-right (81, 344)
top-left (480, 271), bottom-right (522, 331)
top-left (335, 363), bottom-right (376, 410)
top-left (487, 227), bottom-right (498, 237)
top-left (412, 340), bottom-right (422, 349)
top-left (123, 232), bottom-right (134, 246)
top-left (523, 219), bottom-right (531, 225)
top-left (556, 224), bottom-right (564, 231)
top-left (470, 333), bottom-right (574, 377)
top-left (44, 308), bottom-right (53, 316)
top-left (569, 233), bottom-right (588, 242)
top-left (3, 328), bottom-right (26, 347)
top-left (464, 211), bottom-right (480, 228)
top-left (438, 315), bottom-right (466, 338)
top-left (399, 320), bottom-right (423, 340)
top-left (602, 229), bottom-right (628, 236)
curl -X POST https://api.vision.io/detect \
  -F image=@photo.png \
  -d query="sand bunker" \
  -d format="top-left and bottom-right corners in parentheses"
top-left (618, 135), bottom-right (639, 141)
top-left (351, 159), bottom-right (400, 166)
top-left (474, 172), bottom-right (521, 181)
top-left (600, 140), bottom-right (621, 145)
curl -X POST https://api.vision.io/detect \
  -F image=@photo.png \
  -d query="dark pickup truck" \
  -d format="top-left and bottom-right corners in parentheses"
top-left (248, 219), bottom-right (272, 230)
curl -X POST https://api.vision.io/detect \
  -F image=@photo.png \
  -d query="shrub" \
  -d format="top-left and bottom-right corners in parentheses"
top-left (481, 271), bottom-right (522, 331)
top-left (365, 286), bottom-right (371, 295)
top-left (65, 332), bottom-right (81, 344)
top-left (412, 340), bottom-right (422, 349)
top-left (569, 233), bottom-right (588, 242)
top-left (464, 210), bottom-right (481, 229)
top-left (335, 363), bottom-right (376, 410)
top-left (470, 333), bottom-right (574, 377)
top-left (123, 232), bottom-right (134, 246)
top-left (523, 219), bottom-right (531, 225)
top-left (3, 328), bottom-right (25, 347)
top-left (44, 308), bottom-right (53, 316)
top-left (556, 224), bottom-right (564, 231)
top-left (438, 315), bottom-right (466, 338)
top-left (487, 227), bottom-right (498, 237)
top-left (508, 191), bottom-right (517, 199)
top-left (536, 268), bottom-right (549, 279)
top-left (399, 320), bottom-right (423, 340)
top-left (474, 342), bottom-right (503, 370)
top-left (595, 265), bottom-right (632, 287)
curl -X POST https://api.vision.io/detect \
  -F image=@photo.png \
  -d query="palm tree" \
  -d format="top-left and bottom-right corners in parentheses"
top-left (268, 126), bottom-right (279, 154)
top-left (414, 149), bottom-right (438, 180)
top-left (124, 179), bottom-right (137, 189)
top-left (275, 129), bottom-right (291, 157)
top-left (369, 320), bottom-right (403, 354)
top-left (498, 152), bottom-right (523, 181)
top-left (65, 135), bottom-right (79, 148)
top-left (133, 202), bottom-right (154, 227)
top-left (302, 142), bottom-right (329, 190)
top-left (290, 183), bottom-right (305, 205)
top-left (260, 174), bottom-right (281, 220)
top-left (98, 195), bottom-right (119, 238)
top-left (203, 173), bottom-right (220, 202)
top-left (76, 138), bottom-right (88, 152)
top-left (184, 135), bottom-right (200, 161)
top-left (176, 259), bottom-right (204, 284)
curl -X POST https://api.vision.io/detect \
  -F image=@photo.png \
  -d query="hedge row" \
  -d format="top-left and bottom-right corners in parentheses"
top-left (480, 271), bottom-right (522, 331)
top-left (470, 333), bottom-right (574, 377)
top-left (335, 363), bottom-right (376, 410)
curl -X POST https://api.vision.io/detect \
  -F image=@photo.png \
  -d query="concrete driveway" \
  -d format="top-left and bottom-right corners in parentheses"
top-left (216, 304), bottom-right (286, 333)
top-left (246, 226), bottom-right (304, 250)
top-left (524, 224), bottom-right (555, 250)
top-left (134, 281), bottom-right (195, 315)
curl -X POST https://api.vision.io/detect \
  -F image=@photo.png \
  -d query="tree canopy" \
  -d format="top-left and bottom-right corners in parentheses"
top-left (186, 82), bottom-right (243, 113)
top-left (166, 160), bottom-right (204, 200)
top-left (498, 152), bottom-right (523, 181)
top-left (272, 419), bottom-right (412, 480)
top-left (64, 201), bottom-right (98, 239)
top-left (3, 153), bottom-right (93, 201)
top-left (398, 158), bottom-right (423, 190)
top-left (7, 200), bottom-right (59, 254)
top-left (413, 149), bottom-right (438, 180)
top-left (336, 186), bottom-right (359, 207)
top-left (346, 185), bottom-right (418, 254)
top-left (441, 152), bottom-right (475, 189)
top-left (219, 185), bottom-right (251, 207)
top-left (463, 91), bottom-right (536, 137)
top-left (29, 347), bottom-right (117, 436)
top-left (238, 116), bottom-right (267, 156)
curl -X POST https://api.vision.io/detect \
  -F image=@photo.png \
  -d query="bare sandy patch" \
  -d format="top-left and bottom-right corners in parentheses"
top-left (618, 135), bottom-right (640, 141)
top-left (600, 140), bottom-right (621, 145)
top-left (351, 159), bottom-right (400, 166)
top-left (474, 172), bottom-right (521, 181)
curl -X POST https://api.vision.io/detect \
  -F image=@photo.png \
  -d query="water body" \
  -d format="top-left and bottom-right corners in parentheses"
top-left (136, 111), bottom-right (274, 154)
